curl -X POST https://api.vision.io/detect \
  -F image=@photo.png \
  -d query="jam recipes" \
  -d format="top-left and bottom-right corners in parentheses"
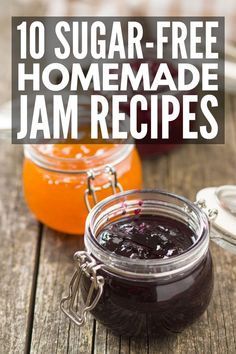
top-left (23, 143), bottom-right (142, 234)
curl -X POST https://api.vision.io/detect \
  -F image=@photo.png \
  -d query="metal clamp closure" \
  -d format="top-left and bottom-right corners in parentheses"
top-left (60, 251), bottom-right (104, 327)
top-left (195, 199), bottom-right (218, 220)
top-left (84, 164), bottom-right (123, 211)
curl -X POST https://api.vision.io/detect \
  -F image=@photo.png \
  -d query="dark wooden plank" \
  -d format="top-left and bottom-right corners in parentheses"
top-left (130, 335), bottom-right (149, 354)
top-left (106, 331), bottom-right (120, 354)
top-left (0, 143), bottom-right (39, 353)
top-left (30, 228), bottom-right (95, 354)
top-left (142, 153), bottom-right (170, 190)
top-left (94, 323), bottom-right (107, 354)
top-left (119, 337), bottom-right (130, 354)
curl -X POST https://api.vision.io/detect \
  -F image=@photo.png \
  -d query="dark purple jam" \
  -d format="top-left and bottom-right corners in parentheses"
top-left (97, 215), bottom-right (196, 259)
top-left (81, 214), bottom-right (213, 337)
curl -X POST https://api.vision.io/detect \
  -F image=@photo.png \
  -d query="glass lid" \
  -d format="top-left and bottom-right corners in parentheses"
top-left (196, 185), bottom-right (236, 254)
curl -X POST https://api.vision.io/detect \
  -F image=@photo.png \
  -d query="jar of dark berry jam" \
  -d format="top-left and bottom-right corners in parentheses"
top-left (61, 188), bottom-right (236, 336)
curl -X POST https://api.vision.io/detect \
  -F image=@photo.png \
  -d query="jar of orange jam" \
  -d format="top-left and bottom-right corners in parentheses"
top-left (23, 143), bottom-right (142, 234)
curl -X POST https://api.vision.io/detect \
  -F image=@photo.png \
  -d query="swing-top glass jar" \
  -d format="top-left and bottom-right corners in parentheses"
top-left (23, 143), bottom-right (142, 234)
top-left (61, 188), bottom-right (236, 336)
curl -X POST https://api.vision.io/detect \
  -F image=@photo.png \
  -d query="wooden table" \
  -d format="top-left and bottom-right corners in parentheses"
top-left (0, 95), bottom-right (235, 354)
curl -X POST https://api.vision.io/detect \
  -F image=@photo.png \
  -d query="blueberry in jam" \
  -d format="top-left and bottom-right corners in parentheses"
top-left (97, 215), bottom-right (196, 259)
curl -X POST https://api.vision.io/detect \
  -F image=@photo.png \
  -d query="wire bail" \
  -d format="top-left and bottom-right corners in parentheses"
top-left (195, 199), bottom-right (218, 220)
top-left (60, 251), bottom-right (104, 327)
top-left (84, 164), bottom-right (123, 211)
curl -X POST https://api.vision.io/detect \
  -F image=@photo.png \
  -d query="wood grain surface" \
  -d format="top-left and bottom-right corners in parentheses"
top-left (0, 144), bottom-right (39, 353)
top-left (0, 97), bottom-right (235, 354)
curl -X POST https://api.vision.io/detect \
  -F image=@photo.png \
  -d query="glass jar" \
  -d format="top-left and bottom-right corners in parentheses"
top-left (23, 144), bottom-right (142, 234)
top-left (61, 189), bottom-right (236, 336)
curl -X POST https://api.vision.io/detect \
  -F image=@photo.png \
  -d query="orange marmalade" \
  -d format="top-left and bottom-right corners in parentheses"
top-left (23, 143), bottom-right (142, 234)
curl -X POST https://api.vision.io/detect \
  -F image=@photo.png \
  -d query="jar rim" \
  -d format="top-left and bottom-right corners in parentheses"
top-left (24, 144), bottom-right (134, 174)
top-left (85, 189), bottom-right (210, 279)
